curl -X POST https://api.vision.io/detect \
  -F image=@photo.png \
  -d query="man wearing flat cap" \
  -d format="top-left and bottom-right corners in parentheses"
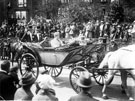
top-left (68, 72), bottom-right (99, 101)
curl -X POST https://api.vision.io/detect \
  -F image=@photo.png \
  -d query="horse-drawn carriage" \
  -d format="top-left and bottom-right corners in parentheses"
top-left (17, 38), bottom-right (114, 87)
top-left (1, 36), bottom-right (134, 100)
top-left (18, 37), bottom-right (135, 100)
top-left (0, 36), bottom-right (134, 100)
top-left (0, 37), bottom-right (116, 87)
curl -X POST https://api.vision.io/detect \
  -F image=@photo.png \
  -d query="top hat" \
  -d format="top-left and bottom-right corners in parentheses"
top-left (28, 25), bottom-right (32, 28)
top-left (19, 72), bottom-right (36, 86)
top-left (76, 72), bottom-right (93, 88)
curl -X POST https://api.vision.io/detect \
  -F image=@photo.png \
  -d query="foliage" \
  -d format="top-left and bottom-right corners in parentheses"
top-left (58, 1), bottom-right (107, 24)
top-left (109, 2), bottom-right (124, 23)
top-left (58, 2), bottom-right (95, 23)
top-left (36, 0), bottom-right (61, 19)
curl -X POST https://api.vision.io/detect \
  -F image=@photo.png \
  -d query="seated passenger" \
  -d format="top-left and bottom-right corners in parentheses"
top-left (40, 37), bottom-right (50, 47)
top-left (50, 32), bottom-right (64, 48)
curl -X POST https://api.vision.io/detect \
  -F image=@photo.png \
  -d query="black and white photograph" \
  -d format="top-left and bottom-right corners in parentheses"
top-left (0, 0), bottom-right (135, 101)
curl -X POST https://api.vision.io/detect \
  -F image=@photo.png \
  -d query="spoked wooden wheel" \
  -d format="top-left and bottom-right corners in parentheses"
top-left (44, 66), bottom-right (63, 77)
top-left (92, 67), bottom-right (114, 86)
top-left (69, 66), bottom-right (89, 93)
top-left (19, 53), bottom-right (39, 78)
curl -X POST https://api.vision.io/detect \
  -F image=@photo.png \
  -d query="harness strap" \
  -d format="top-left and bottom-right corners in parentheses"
top-left (121, 49), bottom-right (133, 52)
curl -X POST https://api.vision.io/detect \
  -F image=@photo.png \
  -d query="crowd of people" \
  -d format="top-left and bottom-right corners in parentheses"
top-left (0, 60), bottom-right (99, 101)
top-left (0, 15), bottom-right (135, 44)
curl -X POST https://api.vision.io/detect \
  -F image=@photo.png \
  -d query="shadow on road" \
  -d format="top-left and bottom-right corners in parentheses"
top-left (54, 76), bottom-right (71, 88)
top-left (54, 75), bottom-right (134, 101)
top-left (91, 84), bottom-right (130, 101)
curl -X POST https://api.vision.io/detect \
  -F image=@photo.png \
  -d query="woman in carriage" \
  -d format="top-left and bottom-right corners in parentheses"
top-left (50, 31), bottom-right (65, 48)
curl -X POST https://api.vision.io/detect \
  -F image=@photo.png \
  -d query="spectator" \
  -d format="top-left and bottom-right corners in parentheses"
top-left (9, 64), bottom-right (20, 88)
top-left (65, 24), bottom-right (71, 39)
top-left (33, 74), bottom-right (58, 101)
top-left (14, 72), bottom-right (36, 100)
top-left (0, 60), bottom-right (17, 100)
top-left (68, 72), bottom-right (99, 101)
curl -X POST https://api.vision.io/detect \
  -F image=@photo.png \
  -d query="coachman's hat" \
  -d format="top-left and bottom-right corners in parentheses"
top-left (19, 72), bottom-right (36, 86)
top-left (76, 72), bottom-right (93, 88)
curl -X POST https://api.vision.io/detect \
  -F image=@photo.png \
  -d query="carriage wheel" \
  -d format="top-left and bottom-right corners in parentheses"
top-left (69, 66), bottom-right (89, 93)
top-left (44, 66), bottom-right (63, 77)
top-left (19, 53), bottom-right (39, 78)
top-left (92, 67), bottom-right (114, 86)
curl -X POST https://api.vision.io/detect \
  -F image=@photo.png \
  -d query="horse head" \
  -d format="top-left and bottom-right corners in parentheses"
top-left (10, 38), bottom-right (24, 53)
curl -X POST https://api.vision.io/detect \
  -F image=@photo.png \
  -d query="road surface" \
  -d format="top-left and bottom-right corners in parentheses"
top-left (0, 61), bottom-right (134, 101)
top-left (32, 67), bottom-right (135, 101)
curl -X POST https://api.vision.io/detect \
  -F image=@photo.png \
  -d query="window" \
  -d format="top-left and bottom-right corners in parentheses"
top-left (60, 0), bottom-right (69, 3)
top-left (84, 0), bottom-right (92, 2)
top-left (18, 0), bottom-right (27, 7)
top-left (101, 0), bottom-right (107, 2)
top-left (16, 11), bottom-right (26, 20)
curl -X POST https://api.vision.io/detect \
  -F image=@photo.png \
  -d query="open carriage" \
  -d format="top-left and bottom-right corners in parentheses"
top-left (0, 37), bottom-right (117, 93)
top-left (0, 37), bottom-right (124, 87)
top-left (19, 39), bottom-right (113, 87)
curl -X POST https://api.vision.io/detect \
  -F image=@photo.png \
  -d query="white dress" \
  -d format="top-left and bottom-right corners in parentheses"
top-left (50, 38), bottom-right (64, 48)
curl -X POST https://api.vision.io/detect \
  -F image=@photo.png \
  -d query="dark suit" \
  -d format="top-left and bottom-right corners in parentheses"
top-left (68, 92), bottom-right (99, 101)
top-left (0, 71), bottom-right (17, 100)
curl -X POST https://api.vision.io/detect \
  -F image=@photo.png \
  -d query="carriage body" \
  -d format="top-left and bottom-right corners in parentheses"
top-left (20, 41), bottom-right (107, 78)
top-left (22, 43), bottom-right (85, 66)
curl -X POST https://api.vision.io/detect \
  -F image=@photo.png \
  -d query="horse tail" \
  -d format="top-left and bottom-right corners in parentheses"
top-left (98, 52), bottom-right (113, 69)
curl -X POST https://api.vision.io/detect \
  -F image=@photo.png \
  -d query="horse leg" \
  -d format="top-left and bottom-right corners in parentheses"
top-left (120, 70), bottom-right (127, 94)
top-left (121, 70), bottom-right (134, 101)
top-left (102, 70), bottom-right (115, 99)
top-left (128, 71), bottom-right (135, 101)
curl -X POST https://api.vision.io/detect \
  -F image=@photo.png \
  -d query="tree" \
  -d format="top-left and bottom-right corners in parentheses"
top-left (36, 0), bottom-right (61, 20)
top-left (109, 2), bottom-right (124, 23)
top-left (58, 1), bottom-right (95, 23)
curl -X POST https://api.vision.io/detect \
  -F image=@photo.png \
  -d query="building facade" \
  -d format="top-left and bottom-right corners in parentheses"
top-left (0, 0), bottom-right (135, 25)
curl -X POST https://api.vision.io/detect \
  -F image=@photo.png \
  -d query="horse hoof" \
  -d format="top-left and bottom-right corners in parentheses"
top-left (121, 90), bottom-right (126, 94)
top-left (102, 95), bottom-right (109, 99)
top-left (121, 85), bottom-right (126, 94)
top-left (129, 97), bottom-right (134, 101)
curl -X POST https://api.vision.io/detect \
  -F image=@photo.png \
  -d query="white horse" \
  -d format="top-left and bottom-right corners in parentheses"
top-left (99, 44), bottom-right (135, 101)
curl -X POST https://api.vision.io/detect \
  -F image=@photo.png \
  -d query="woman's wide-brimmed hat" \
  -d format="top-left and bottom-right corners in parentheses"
top-left (19, 72), bottom-right (36, 86)
top-left (76, 72), bottom-right (93, 88)
top-left (37, 74), bottom-right (56, 90)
